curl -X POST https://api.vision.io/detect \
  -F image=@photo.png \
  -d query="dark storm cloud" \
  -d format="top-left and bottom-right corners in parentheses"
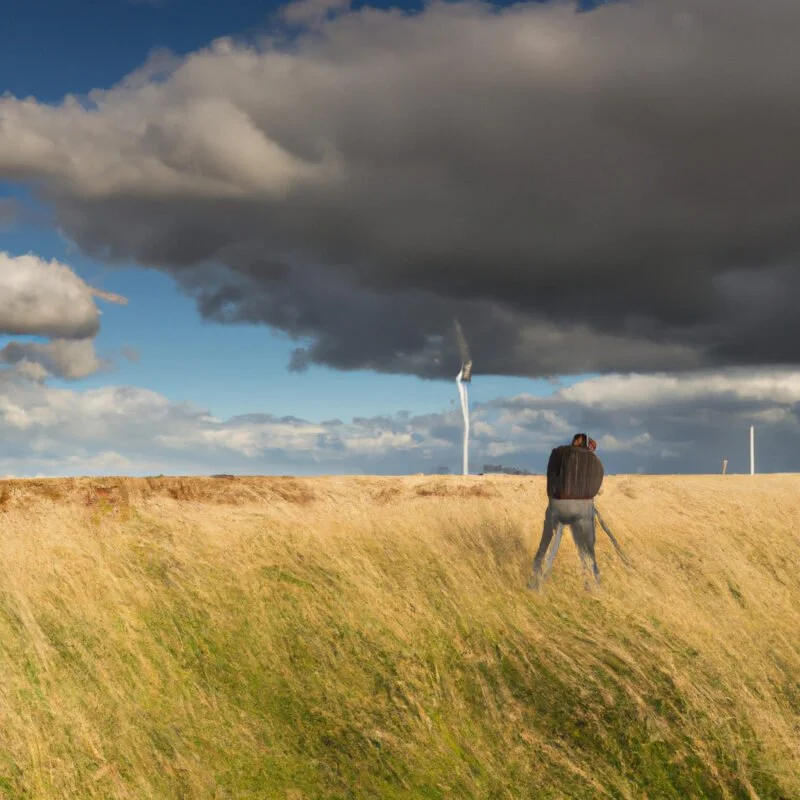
top-left (2, 0), bottom-right (800, 377)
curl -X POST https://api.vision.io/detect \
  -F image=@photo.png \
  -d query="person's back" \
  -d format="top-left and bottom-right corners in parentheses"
top-left (546, 443), bottom-right (604, 500)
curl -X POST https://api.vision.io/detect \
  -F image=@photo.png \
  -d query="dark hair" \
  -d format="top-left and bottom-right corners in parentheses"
top-left (571, 432), bottom-right (588, 447)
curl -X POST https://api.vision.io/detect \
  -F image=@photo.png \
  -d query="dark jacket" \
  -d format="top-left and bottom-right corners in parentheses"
top-left (546, 445), bottom-right (604, 500)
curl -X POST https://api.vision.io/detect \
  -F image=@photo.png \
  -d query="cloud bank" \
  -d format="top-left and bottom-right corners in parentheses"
top-left (0, 368), bottom-right (797, 476)
top-left (2, 0), bottom-right (800, 378)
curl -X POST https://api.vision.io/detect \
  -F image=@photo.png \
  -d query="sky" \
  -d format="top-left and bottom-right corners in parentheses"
top-left (0, 0), bottom-right (799, 476)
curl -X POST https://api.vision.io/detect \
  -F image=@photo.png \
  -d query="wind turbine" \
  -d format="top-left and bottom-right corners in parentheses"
top-left (456, 359), bottom-right (472, 476)
top-left (453, 319), bottom-right (473, 476)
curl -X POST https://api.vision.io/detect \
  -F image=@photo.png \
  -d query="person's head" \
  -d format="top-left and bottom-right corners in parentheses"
top-left (587, 437), bottom-right (597, 452)
top-left (571, 433), bottom-right (587, 447)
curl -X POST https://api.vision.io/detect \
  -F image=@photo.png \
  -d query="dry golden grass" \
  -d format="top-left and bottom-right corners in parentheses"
top-left (0, 473), bottom-right (797, 799)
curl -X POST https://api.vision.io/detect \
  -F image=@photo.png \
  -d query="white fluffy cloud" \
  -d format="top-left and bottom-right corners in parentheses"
top-left (0, 368), bottom-right (797, 476)
top-left (0, 252), bottom-right (100, 339)
top-left (0, 252), bottom-right (125, 380)
top-left (556, 371), bottom-right (800, 409)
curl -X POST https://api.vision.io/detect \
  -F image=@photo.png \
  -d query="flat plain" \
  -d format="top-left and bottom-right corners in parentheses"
top-left (0, 474), bottom-right (797, 799)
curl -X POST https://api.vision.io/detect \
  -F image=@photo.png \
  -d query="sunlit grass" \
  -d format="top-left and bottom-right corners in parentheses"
top-left (0, 474), bottom-right (796, 798)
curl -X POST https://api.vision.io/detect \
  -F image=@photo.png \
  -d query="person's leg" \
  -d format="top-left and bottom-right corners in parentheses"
top-left (542, 522), bottom-right (564, 579)
top-left (569, 502), bottom-right (601, 587)
top-left (528, 503), bottom-right (559, 588)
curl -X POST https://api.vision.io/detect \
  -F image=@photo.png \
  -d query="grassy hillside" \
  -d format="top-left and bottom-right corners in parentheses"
top-left (0, 474), bottom-right (797, 799)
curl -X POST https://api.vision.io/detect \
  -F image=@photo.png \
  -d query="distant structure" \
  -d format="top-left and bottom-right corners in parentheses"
top-left (482, 464), bottom-right (535, 476)
top-left (721, 458), bottom-right (728, 475)
top-left (456, 360), bottom-right (472, 476)
top-left (453, 319), bottom-right (473, 477)
top-left (750, 425), bottom-right (755, 475)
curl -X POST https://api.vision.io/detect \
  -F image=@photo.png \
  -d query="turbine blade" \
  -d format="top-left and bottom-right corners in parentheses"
top-left (90, 288), bottom-right (129, 305)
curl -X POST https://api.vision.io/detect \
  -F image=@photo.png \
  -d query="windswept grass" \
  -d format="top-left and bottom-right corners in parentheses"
top-left (0, 474), bottom-right (797, 798)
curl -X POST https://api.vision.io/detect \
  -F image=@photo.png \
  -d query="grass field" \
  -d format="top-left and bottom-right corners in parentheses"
top-left (0, 473), bottom-right (797, 799)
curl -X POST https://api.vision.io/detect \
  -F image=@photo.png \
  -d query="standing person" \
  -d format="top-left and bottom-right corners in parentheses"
top-left (528, 433), bottom-right (605, 590)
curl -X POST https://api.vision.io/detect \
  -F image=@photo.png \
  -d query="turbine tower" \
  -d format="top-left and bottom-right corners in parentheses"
top-left (453, 318), bottom-right (473, 477)
top-left (456, 359), bottom-right (472, 476)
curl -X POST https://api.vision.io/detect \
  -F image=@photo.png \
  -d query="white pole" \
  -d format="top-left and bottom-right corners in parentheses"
top-left (456, 369), bottom-right (469, 475)
top-left (462, 385), bottom-right (469, 476)
top-left (750, 425), bottom-right (755, 475)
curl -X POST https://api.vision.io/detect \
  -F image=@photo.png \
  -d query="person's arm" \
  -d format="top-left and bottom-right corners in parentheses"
top-left (547, 448), bottom-right (559, 475)
top-left (546, 448), bottom-right (560, 496)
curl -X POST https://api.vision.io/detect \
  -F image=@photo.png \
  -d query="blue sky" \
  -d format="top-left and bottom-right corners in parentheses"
top-left (3, 0), bottom-right (284, 102)
top-left (1, 0), bottom-right (564, 425)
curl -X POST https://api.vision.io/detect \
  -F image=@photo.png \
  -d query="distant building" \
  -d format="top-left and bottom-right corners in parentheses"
top-left (482, 464), bottom-right (536, 476)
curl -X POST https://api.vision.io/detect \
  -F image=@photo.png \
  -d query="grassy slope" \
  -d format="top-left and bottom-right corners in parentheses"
top-left (0, 474), bottom-right (797, 799)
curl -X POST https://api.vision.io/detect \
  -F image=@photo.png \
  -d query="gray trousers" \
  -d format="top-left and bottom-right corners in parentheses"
top-left (531, 498), bottom-right (600, 584)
